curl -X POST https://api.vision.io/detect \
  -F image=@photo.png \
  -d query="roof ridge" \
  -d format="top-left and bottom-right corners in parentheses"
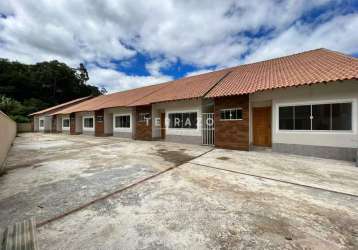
top-left (101, 48), bottom-right (337, 98)
top-left (228, 48), bottom-right (326, 70)
top-left (29, 95), bottom-right (93, 116)
top-left (320, 48), bottom-right (358, 62)
top-left (127, 81), bottom-right (170, 106)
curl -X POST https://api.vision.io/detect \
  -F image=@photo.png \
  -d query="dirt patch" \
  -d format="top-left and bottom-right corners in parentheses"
top-left (156, 149), bottom-right (194, 166)
top-left (0, 170), bottom-right (8, 177)
top-left (217, 156), bottom-right (231, 161)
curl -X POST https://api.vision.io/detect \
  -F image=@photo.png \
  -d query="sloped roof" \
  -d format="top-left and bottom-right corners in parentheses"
top-left (129, 69), bottom-right (231, 106)
top-left (29, 96), bottom-right (92, 116)
top-left (206, 48), bottom-right (358, 98)
top-left (36, 48), bottom-right (358, 115)
top-left (54, 83), bottom-right (166, 114)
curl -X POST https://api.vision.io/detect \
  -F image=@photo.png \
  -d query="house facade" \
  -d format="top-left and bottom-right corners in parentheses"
top-left (30, 96), bottom-right (92, 133)
top-left (32, 49), bottom-right (358, 162)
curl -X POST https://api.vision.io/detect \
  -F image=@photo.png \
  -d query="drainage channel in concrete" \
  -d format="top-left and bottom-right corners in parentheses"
top-left (191, 162), bottom-right (358, 199)
top-left (36, 148), bottom-right (215, 228)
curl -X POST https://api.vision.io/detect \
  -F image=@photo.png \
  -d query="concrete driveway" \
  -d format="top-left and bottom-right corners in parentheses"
top-left (1, 133), bottom-right (358, 249)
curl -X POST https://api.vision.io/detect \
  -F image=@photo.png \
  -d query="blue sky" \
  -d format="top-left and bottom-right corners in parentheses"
top-left (0, 0), bottom-right (358, 92)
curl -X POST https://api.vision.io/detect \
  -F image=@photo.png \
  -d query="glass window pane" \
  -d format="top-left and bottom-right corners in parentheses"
top-left (63, 119), bottom-right (69, 127)
top-left (225, 110), bottom-right (231, 120)
top-left (183, 113), bottom-right (190, 128)
top-left (169, 113), bottom-right (182, 128)
top-left (332, 103), bottom-right (352, 130)
top-left (279, 106), bottom-right (294, 130)
top-left (189, 112), bottom-right (197, 128)
top-left (312, 104), bottom-right (330, 130)
top-left (115, 116), bottom-right (130, 128)
top-left (169, 114), bottom-right (174, 128)
top-left (294, 105), bottom-right (311, 130)
top-left (220, 111), bottom-right (225, 120)
top-left (231, 110), bottom-right (237, 119)
top-left (236, 109), bottom-right (243, 120)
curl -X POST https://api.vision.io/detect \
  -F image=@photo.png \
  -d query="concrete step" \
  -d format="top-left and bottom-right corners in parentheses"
top-left (1, 218), bottom-right (39, 250)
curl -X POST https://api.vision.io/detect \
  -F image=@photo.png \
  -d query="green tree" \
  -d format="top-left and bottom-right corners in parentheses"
top-left (0, 59), bottom-right (102, 122)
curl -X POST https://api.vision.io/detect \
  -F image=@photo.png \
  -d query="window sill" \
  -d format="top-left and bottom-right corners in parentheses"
top-left (220, 119), bottom-right (243, 121)
top-left (277, 130), bottom-right (354, 135)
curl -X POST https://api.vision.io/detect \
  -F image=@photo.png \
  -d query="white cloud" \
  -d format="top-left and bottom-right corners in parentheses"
top-left (244, 13), bottom-right (358, 63)
top-left (0, 0), bottom-right (357, 91)
top-left (88, 66), bottom-right (173, 93)
top-left (185, 69), bottom-right (214, 77)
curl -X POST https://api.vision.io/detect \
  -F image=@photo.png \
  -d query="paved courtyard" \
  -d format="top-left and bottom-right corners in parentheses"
top-left (1, 133), bottom-right (358, 249)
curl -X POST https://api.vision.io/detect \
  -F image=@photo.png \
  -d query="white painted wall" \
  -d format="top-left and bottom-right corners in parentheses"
top-left (107, 107), bottom-right (134, 134)
top-left (38, 116), bottom-right (52, 132)
top-left (152, 99), bottom-right (203, 138)
top-left (75, 111), bottom-right (94, 133)
top-left (33, 116), bottom-right (39, 132)
top-left (250, 80), bottom-right (358, 148)
top-left (38, 116), bottom-right (45, 131)
top-left (103, 109), bottom-right (113, 135)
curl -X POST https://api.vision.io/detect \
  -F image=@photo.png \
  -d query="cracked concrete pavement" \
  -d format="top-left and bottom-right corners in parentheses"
top-left (1, 133), bottom-right (358, 249)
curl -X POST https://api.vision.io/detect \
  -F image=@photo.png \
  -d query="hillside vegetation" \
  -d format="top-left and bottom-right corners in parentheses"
top-left (0, 59), bottom-right (102, 122)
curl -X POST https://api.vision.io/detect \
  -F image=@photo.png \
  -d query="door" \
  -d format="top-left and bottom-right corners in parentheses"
top-left (253, 107), bottom-right (271, 147)
top-left (160, 113), bottom-right (166, 139)
top-left (202, 113), bottom-right (214, 145)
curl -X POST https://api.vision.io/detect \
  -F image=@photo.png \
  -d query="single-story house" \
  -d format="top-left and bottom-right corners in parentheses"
top-left (32, 49), bottom-right (358, 162)
top-left (29, 96), bottom-right (93, 132)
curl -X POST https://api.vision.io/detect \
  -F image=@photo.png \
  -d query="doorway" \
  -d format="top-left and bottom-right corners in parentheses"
top-left (253, 107), bottom-right (272, 147)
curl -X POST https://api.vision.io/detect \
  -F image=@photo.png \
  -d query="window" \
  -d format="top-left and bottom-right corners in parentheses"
top-left (279, 102), bottom-right (352, 131)
top-left (332, 103), bottom-right (352, 130)
top-left (115, 115), bottom-right (130, 128)
top-left (294, 105), bottom-right (311, 130)
top-left (312, 104), bottom-right (330, 130)
top-left (83, 117), bottom-right (94, 128)
top-left (279, 106), bottom-right (293, 130)
top-left (169, 112), bottom-right (197, 129)
top-left (39, 119), bottom-right (44, 128)
top-left (63, 119), bottom-right (70, 128)
top-left (220, 108), bottom-right (243, 120)
top-left (138, 113), bottom-right (150, 122)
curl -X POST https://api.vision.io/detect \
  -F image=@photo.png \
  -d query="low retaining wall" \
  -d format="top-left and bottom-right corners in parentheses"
top-left (0, 111), bottom-right (17, 172)
top-left (17, 122), bottom-right (32, 133)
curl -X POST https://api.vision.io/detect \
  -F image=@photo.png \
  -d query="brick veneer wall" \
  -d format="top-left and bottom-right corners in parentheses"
top-left (70, 113), bottom-right (76, 135)
top-left (95, 109), bottom-right (105, 137)
top-left (134, 105), bottom-right (152, 140)
top-left (214, 95), bottom-right (249, 150)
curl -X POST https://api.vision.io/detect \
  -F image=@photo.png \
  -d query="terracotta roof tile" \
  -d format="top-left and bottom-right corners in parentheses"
top-left (43, 48), bottom-right (358, 114)
top-left (128, 69), bottom-right (231, 106)
top-left (29, 96), bottom-right (92, 116)
top-left (206, 48), bottom-right (358, 97)
top-left (54, 83), bottom-right (166, 114)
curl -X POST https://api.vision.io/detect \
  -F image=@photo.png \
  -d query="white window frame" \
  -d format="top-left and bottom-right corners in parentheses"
top-left (276, 98), bottom-right (356, 134)
top-left (113, 113), bottom-right (132, 132)
top-left (82, 115), bottom-right (95, 131)
top-left (39, 118), bottom-right (45, 129)
top-left (220, 108), bottom-right (243, 121)
top-left (62, 118), bottom-right (70, 130)
top-left (167, 110), bottom-right (199, 130)
top-left (138, 112), bottom-right (150, 122)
